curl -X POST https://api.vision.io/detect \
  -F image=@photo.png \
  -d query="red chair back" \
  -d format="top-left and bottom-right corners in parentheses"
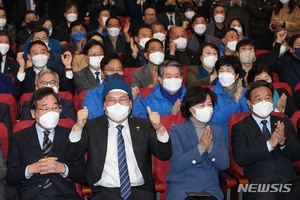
top-left (273, 82), bottom-right (292, 96)
top-left (294, 83), bottom-right (300, 92)
top-left (0, 122), bottom-right (8, 159)
top-left (291, 110), bottom-right (300, 133)
top-left (58, 91), bottom-right (73, 102)
top-left (19, 93), bottom-right (32, 112)
top-left (272, 72), bottom-right (279, 83)
top-left (255, 49), bottom-right (269, 57)
top-left (124, 67), bottom-right (138, 85)
top-left (0, 94), bottom-right (17, 124)
top-left (139, 88), bottom-right (153, 99)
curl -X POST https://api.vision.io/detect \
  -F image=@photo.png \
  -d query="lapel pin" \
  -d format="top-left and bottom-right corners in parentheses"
top-left (136, 126), bottom-right (140, 131)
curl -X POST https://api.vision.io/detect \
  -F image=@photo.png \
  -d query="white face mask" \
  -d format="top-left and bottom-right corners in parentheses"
top-left (47, 28), bottom-right (53, 36)
top-left (252, 100), bottom-right (274, 118)
top-left (239, 51), bottom-right (255, 64)
top-left (153, 33), bottom-right (166, 42)
top-left (173, 37), bottom-right (187, 50)
top-left (218, 72), bottom-right (236, 87)
top-left (0, 43), bottom-right (10, 55)
top-left (106, 103), bottom-right (130, 122)
top-left (46, 85), bottom-right (59, 93)
top-left (279, 45), bottom-right (287, 56)
top-left (194, 24), bottom-right (206, 35)
top-left (163, 78), bottom-right (182, 92)
top-left (89, 56), bottom-right (104, 69)
top-left (38, 111), bottom-right (60, 130)
top-left (102, 16), bottom-right (109, 25)
top-left (232, 26), bottom-right (242, 35)
top-left (185, 11), bottom-right (195, 20)
top-left (107, 27), bottom-right (120, 37)
top-left (192, 106), bottom-right (213, 123)
top-left (32, 54), bottom-right (48, 68)
top-left (226, 41), bottom-right (238, 52)
top-left (139, 37), bottom-right (151, 49)
top-left (280, 0), bottom-right (289, 4)
top-left (214, 14), bottom-right (225, 23)
top-left (202, 55), bottom-right (217, 69)
top-left (0, 18), bottom-right (7, 28)
top-left (66, 13), bottom-right (78, 22)
top-left (149, 51), bottom-right (165, 65)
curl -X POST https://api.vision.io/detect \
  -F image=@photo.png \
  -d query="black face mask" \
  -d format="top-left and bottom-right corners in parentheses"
top-left (26, 20), bottom-right (38, 30)
top-left (165, 4), bottom-right (176, 13)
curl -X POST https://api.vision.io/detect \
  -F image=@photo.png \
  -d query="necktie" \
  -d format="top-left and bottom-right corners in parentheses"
top-left (42, 131), bottom-right (53, 189)
top-left (95, 72), bottom-right (100, 83)
top-left (170, 15), bottom-right (174, 25)
top-left (261, 120), bottom-right (271, 141)
top-left (116, 125), bottom-right (131, 200)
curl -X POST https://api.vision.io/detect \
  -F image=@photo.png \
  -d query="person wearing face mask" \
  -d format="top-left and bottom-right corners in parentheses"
top-left (90, 8), bottom-right (111, 36)
top-left (131, 38), bottom-right (165, 88)
top-left (232, 80), bottom-right (300, 200)
top-left (247, 65), bottom-right (297, 118)
top-left (167, 86), bottom-right (229, 200)
top-left (65, 79), bottom-right (171, 200)
top-left (14, 40), bottom-right (74, 100)
top-left (187, 14), bottom-right (220, 57)
top-left (206, 3), bottom-right (226, 39)
top-left (186, 42), bottom-right (219, 88)
top-left (82, 55), bottom-right (147, 119)
top-left (143, 60), bottom-right (186, 117)
top-left (103, 17), bottom-right (130, 59)
top-left (0, 53), bottom-right (13, 95)
top-left (7, 87), bottom-right (85, 200)
top-left (227, 17), bottom-right (248, 41)
top-left (0, 7), bottom-right (16, 45)
top-left (122, 24), bottom-right (153, 68)
top-left (183, 4), bottom-right (197, 22)
top-left (19, 69), bottom-right (77, 122)
top-left (54, 2), bottom-right (79, 46)
top-left (220, 28), bottom-right (239, 57)
top-left (269, 30), bottom-right (300, 90)
top-left (151, 21), bottom-right (169, 50)
top-left (168, 26), bottom-right (199, 65)
top-left (269, 0), bottom-right (300, 37)
top-left (211, 55), bottom-right (250, 147)
top-left (73, 39), bottom-right (104, 93)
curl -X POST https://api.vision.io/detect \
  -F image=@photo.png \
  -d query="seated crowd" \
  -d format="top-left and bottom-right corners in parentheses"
top-left (1, 0), bottom-right (300, 199)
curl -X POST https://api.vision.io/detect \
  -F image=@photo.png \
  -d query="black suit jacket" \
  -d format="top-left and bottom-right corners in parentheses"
top-left (20, 98), bottom-right (77, 122)
top-left (3, 57), bottom-right (19, 77)
top-left (6, 124), bottom-right (85, 199)
top-left (54, 21), bottom-right (70, 43)
top-left (65, 115), bottom-right (172, 195)
top-left (103, 35), bottom-right (129, 59)
top-left (16, 29), bottom-right (30, 49)
top-left (74, 66), bottom-right (100, 93)
top-left (157, 11), bottom-right (185, 29)
top-left (0, 102), bottom-right (12, 136)
top-left (232, 114), bottom-right (300, 183)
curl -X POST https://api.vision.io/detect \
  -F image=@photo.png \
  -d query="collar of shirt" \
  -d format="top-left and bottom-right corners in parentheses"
top-left (34, 66), bottom-right (47, 75)
top-left (35, 122), bottom-right (55, 149)
top-left (0, 55), bottom-right (6, 73)
top-left (166, 13), bottom-right (174, 21)
top-left (251, 113), bottom-right (271, 132)
top-left (89, 67), bottom-right (101, 78)
top-left (107, 118), bottom-right (129, 134)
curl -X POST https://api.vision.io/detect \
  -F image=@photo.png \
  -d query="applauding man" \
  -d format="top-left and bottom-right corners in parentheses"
top-left (65, 79), bottom-right (172, 199)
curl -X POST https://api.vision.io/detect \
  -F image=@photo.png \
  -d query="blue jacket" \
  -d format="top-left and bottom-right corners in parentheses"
top-left (167, 120), bottom-right (229, 200)
top-left (22, 37), bottom-right (62, 57)
top-left (82, 83), bottom-right (147, 119)
top-left (143, 84), bottom-right (186, 117)
top-left (211, 81), bottom-right (250, 147)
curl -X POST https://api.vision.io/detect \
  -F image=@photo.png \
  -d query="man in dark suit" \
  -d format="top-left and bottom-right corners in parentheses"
top-left (232, 80), bottom-right (300, 200)
top-left (65, 79), bottom-right (172, 199)
top-left (14, 40), bottom-right (74, 100)
top-left (6, 87), bottom-right (85, 199)
top-left (0, 102), bottom-right (12, 136)
top-left (20, 68), bottom-right (77, 122)
top-left (157, 0), bottom-right (184, 30)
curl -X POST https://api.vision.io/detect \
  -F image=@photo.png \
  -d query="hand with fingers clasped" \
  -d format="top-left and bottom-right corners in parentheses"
top-left (28, 157), bottom-right (66, 175)
top-left (200, 125), bottom-right (213, 151)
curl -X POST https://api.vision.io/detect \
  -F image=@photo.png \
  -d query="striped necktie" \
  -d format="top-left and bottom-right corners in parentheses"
top-left (42, 131), bottom-right (53, 189)
top-left (116, 125), bottom-right (131, 199)
top-left (261, 120), bottom-right (271, 141)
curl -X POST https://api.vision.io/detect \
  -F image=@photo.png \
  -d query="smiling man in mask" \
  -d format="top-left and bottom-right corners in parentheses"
top-left (143, 60), bottom-right (186, 117)
top-left (7, 87), bottom-right (85, 199)
top-left (65, 78), bottom-right (171, 200)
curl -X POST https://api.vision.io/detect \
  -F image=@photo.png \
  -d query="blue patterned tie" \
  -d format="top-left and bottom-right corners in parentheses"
top-left (95, 72), bottom-right (100, 83)
top-left (261, 120), bottom-right (271, 141)
top-left (116, 125), bottom-right (131, 200)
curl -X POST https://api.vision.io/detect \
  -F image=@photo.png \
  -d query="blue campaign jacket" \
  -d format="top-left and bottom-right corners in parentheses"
top-left (167, 120), bottom-right (229, 200)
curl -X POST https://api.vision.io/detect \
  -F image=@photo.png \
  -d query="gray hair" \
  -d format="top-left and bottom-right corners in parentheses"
top-left (35, 68), bottom-right (59, 86)
top-left (158, 60), bottom-right (183, 78)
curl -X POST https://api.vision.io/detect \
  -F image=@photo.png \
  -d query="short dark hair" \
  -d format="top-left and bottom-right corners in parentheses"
top-left (198, 42), bottom-right (219, 64)
top-left (158, 60), bottom-right (183, 78)
top-left (101, 54), bottom-right (122, 71)
top-left (247, 65), bottom-right (273, 85)
top-left (245, 80), bottom-right (274, 101)
top-left (0, 31), bottom-right (10, 43)
top-left (65, 2), bottom-right (78, 12)
top-left (83, 39), bottom-right (104, 55)
top-left (236, 38), bottom-right (255, 52)
top-left (105, 17), bottom-right (121, 27)
top-left (215, 55), bottom-right (242, 75)
top-left (145, 38), bottom-right (163, 52)
top-left (151, 21), bottom-right (166, 31)
top-left (222, 28), bottom-right (239, 39)
top-left (288, 34), bottom-right (300, 47)
top-left (30, 25), bottom-right (49, 39)
top-left (28, 40), bottom-right (49, 52)
top-left (181, 86), bottom-right (217, 119)
top-left (87, 32), bottom-right (104, 44)
top-left (134, 24), bottom-right (152, 37)
top-left (191, 14), bottom-right (208, 24)
top-left (211, 3), bottom-right (226, 21)
top-left (29, 87), bottom-right (60, 110)
top-left (24, 10), bottom-right (38, 21)
top-left (69, 20), bottom-right (87, 32)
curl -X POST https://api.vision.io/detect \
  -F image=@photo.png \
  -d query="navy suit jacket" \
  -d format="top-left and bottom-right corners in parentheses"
top-left (232, 114), bottom-right (300, 183)
top-left (0, 102), bottom-right (12, 136)
top-left (3, 57), bottom-right (19, 77)
top-left (65, 115), bottom-right (172, 195)
top-left (6, 124), bottom-right (85, 199)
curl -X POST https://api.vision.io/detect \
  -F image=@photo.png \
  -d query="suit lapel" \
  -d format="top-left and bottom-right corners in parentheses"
top-left (52, 126), bottom-right (66, 157)
top-left (247, 115), bottom-right (268, 144)
top-left (128, 118), bottom-right (142, 168)
top-left (26, 123), bottom-right (44, 158)
top-left (84, 67), bottom-right (97, 87)
top-left (97, 117), bottom-right (109, 164)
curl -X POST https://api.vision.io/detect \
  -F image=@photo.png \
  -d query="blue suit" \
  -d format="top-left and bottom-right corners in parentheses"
top-left (167, 120), bottom-right (229, 200)
top-left (143, 84), bottom-right (186, 117)
top-left (211, 81), bottom-right (250, 147)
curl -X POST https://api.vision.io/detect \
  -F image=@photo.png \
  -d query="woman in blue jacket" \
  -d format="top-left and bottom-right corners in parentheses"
top-left (167, 86), bottom-right (229, 200)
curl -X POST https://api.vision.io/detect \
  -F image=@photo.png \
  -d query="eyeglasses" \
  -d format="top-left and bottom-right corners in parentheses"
top-left (36, 105), bottom-right (62, 114)
top-left (105, 97), bottom-right (130, 106)
top-left (104, 68), bottom-right (124, 73)
top-left (40, 80), bottom-right (57, 87)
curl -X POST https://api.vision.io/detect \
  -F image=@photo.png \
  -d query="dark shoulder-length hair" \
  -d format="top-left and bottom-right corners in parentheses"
top-left (180, 86), bottom-right (217, 119)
